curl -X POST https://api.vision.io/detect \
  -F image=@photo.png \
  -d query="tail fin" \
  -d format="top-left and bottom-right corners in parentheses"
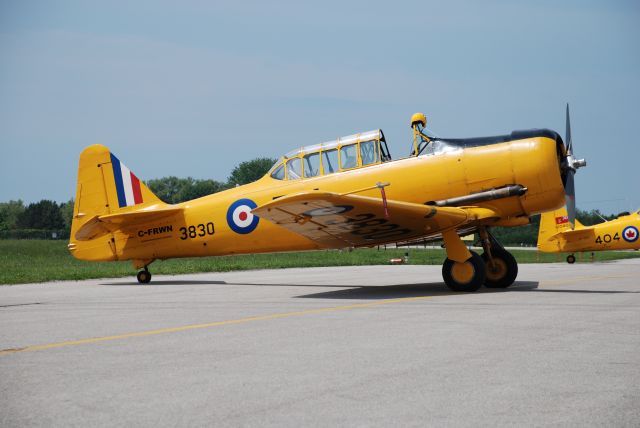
top-left (69, 145), bottom-right (164, 261)
top-left (537, 205), bottom-right (583, 251)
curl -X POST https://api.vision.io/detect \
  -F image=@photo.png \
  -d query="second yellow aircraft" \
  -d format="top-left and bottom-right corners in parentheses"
top-left (538, 206), bottom-right (640, 263)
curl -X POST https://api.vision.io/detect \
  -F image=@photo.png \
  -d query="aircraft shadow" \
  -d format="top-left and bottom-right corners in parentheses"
top-left (97, 279), bottom-right (634, 297)
top-left (100, 280), bottom-right (228, 286)
top-left (295, 281), bottom-right (540, 300)
top-left (293, 281), bottom-right (636, 299)
top-left (514, 288), bottom-right (640, 294)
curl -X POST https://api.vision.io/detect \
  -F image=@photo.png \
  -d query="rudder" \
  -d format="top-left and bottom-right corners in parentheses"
top-left (537, 206), bottom-right (581, 252)
top-left (69, 144), bottom-right (163, 261)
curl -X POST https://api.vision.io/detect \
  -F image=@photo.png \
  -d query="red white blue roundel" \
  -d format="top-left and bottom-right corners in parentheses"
top-left (622, 226), bottom-right (638, 243)
top-left (227, 199), bottom-right (259, 234)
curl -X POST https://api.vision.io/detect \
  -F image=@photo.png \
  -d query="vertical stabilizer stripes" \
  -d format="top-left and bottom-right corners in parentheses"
top-left (110, 153), bottom-right (144, 208)
top-left (131, 174), bottom-right (143, 204)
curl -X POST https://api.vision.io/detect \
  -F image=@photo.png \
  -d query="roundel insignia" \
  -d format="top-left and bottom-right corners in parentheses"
top-left (227, 199), bottom-right (259, 234)
top-left (622, 226), bottom-right (639, 243)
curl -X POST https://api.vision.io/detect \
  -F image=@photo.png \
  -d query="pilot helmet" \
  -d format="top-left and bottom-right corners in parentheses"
top-left (410, 112), bottom-right (427, 128)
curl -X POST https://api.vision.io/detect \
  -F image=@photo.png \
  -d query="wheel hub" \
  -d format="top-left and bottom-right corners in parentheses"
top-left (450, 261), bottom-right (474, 284)
top-left (486, 259), bottom-right (507, 281)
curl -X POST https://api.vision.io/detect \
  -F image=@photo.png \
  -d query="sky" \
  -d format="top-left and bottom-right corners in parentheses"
top-left (1, 0), bottom-right (639, 214)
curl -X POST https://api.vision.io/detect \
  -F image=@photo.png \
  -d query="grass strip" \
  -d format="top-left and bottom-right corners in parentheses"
top-left (1, 240), bottom-right (639, 285)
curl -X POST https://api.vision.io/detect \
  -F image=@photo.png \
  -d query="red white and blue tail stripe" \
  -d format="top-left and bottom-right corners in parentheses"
top-left (110, 153), bottom-right (144, 208)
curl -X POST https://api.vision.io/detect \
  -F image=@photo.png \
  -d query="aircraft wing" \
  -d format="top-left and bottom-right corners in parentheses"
top-left (75, 205), bottom-right (182, 241)
top-left (253, 192), bottom-right (472, 247)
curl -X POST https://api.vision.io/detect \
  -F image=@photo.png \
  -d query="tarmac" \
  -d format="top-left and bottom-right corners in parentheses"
top-left (1, 259), bottom-right (639, 427)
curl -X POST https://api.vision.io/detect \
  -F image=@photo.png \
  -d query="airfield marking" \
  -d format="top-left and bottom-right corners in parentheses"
top-left (2, 271), bottom-right (636, 357)
top-left (0, 295), bottom-right (435, 356)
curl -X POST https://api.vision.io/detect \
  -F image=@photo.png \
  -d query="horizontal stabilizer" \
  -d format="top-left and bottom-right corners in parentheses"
top-left (75, 205), bottom-right (182, 241)
top-left (547, 227), bottom-right (593, 242)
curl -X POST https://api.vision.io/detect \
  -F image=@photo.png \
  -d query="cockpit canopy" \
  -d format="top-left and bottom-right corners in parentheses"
top-left (269, 129), bottom-right (391, 181)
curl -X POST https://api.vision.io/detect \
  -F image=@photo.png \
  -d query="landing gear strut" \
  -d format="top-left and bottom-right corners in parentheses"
top-left (136, 267), bottom-right (152, 284)
top-left (478, 227), bottom-right (518, 288)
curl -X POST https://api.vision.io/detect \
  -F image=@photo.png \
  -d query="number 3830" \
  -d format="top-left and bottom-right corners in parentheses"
top-left (179, 222), bottom-right (215, 240)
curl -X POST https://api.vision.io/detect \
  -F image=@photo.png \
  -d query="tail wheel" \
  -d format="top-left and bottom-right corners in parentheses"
top-left (566, 254), bottom-right (576, 264)
top-left (137, 269), bottom-right (152, 284)
top-left (442, 251), bottom-right (485, 292)
top-left (482, 249), bottom-right (518, 288)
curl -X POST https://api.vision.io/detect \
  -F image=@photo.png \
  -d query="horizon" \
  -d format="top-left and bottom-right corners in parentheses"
top-left (1, 1), bottom-right (639, 214)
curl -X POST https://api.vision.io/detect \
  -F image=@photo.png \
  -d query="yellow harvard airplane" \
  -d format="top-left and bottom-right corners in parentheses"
top-left (538, 206), bottom-right (640, 263)
top-left (69, 106), bottom-right (585, 291)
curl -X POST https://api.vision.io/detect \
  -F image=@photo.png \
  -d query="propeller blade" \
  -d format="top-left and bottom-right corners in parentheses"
top-left (565, 170), bottom-right (576, 229)
top-left (565, 103), bottom-right (572, 155)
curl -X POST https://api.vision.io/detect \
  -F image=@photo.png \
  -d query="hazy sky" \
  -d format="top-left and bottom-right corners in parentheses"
top-left (1, 0), bottom-right (638, 213)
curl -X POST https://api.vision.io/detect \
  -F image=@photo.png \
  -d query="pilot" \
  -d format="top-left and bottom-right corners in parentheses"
top-left (410, 112), bottom-right (431, 156)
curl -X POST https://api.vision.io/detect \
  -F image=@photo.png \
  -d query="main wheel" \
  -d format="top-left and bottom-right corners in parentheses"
top-left (566, 254), bottom-right (576, 264)
top-left (482, 249), bottom-right (518, 288)
top-left (442, 251), bottom-right (486, 292)
top-left (137, 270), bottom-right (152, 284)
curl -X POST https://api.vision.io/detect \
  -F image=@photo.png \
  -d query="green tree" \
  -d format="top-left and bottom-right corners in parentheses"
top-left (60, 199), bottom-right (75, 231)
top-left (227, 157), bottom-right (277, 187)
top-left (148, 157), bottom-right (279, 203)
top-left (147, 176), bottom-right (185, 204)
top-left (181, 179), bottom-right (228, 201)
top-left (16, 200), bottom-right (65, 229)
top-left (576, 209), bottom-right (616, 226)
top-left (147, 177), bottom-right (227, 204)
top-left (491, 214), bottom-right (541, 247)
top-left (0, 200), bottom-right (25, 231)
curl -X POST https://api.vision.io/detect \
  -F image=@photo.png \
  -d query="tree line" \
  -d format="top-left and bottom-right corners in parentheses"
top-left (0, 158), bottom-right (275, 239)
top-left (146, 157), bottom-right (275, 204)
top-left (0, 155), bottom-right (619, 243)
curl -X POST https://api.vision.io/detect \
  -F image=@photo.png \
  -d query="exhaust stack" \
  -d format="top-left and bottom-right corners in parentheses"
top-left (427, 184), bottom-right (527, 207)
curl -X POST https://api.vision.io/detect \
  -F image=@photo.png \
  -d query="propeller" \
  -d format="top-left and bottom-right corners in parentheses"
top-left (562, 104), bottom-right (586, 228)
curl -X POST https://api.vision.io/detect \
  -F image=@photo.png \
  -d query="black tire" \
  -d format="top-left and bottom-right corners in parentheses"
top-left (137, 270), bottom-right (152, 284)
top-left (442, 251), bottom-right (486, 292)
top-left (482, 249), bottom-right (518, 288)
top-left (566, 254), bottom-right (576, 264)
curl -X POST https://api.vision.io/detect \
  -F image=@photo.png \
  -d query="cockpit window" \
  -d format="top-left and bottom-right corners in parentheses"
top-left (270, 129), bottom-right (389, 180)
top-left (286, 158), bottom-right (301, 180)
top-left (322, 149), bottom-right (338, 175)
top-left (360, 140), bottom-right (379, 166)
top-left (271, 163), bottom-right (285, 180)
top-left (340, 144), bottom-right (357, 170)
top-left (304, 152), bottom-right (320, 178)
top-left (419, 139), bottom-right (463, 156)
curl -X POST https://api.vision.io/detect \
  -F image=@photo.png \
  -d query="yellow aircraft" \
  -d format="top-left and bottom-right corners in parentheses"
top-left (69, 107), bottom-right (585, 291)
top-left (537, 206), bottom-right (640, 263)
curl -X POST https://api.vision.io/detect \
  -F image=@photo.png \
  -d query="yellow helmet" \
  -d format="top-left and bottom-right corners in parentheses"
top-left (410, 112), bottom-right (427, 128)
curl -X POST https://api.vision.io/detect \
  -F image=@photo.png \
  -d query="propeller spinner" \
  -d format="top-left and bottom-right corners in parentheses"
top-left (562, 104), bottom-right (587, 228)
